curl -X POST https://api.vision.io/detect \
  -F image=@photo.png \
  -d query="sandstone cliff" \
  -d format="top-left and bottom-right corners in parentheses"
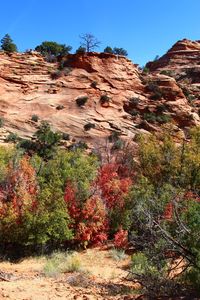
top-left (0, 39), bottom-right (199, 149)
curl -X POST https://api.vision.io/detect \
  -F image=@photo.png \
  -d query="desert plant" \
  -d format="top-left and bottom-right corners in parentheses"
top-left (6, 132), bottom-right (19, 143)
top-left (104, 46), bottom-right (113, 54)
top-left (84, 122), bottom-right (95, 131)
top-left (100, 95), bottom-right (110, 105)
top-left (76, 96), bottom-right (88, 107)
top-left (56, 105), bottom-right (64, 110)
top-left (91, 81), bottom-right (97, 88)
top-left (76, 46), bottom-right (86, 54)
top-left (1, 34), bottom-right (17, 53)
top-left (62, 133), bottom-right (70, 141)
top-left (31, 114), bottom-right (39, 122)
top-left (43, 251), bottom-right (82, 277)
top-left (79, 33), bottom-right (100, 52)
top-left (113, 47), bottom-right (128, 56)
top-left (129, 97), bottom-right (140, 106)
top-left (110, 248), bottom-right (127, 261)
top-left (0, 117), bottom-right (5, 127)
top-left (35, 41), bottom-right (72, 57)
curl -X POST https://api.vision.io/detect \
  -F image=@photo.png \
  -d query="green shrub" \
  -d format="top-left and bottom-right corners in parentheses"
top-left (147, 82), bottom-right (164, 100)
top-left (43, 251), bottom-right (82, 277)
top-left (6, 132), bottom-right (19, 143)
top-left (0, 117), bottom-right (4, 127)
top-left (112, 139), bottom-right (124, 150)
top-left (76, 96), bottom-right (88, 107)
top-left (129, 109), bottom-right (139, 117)
top-left (1, 34), bottom-right (17, 53)
top-left (143, 112), bottom-right (171, 124)
top-left (100, 95), bottom-right (110, 105)
top-left (143, 112), bottom-right (157, 123)
top-left (62, 133), bottom-right (70, 141)
top-left (31, 114), bottom-right (39, 122)
top-left (110, 249), bottom-right (127, 261)
top-left (76, 46), bottom-right (86, 54)
top-left (91, 81), bottom-right (97, 88)
top-left (56, 105), bottom-right (64, 110)
top-left (142, 67), bottom-right (149, 74)
top-left (108, 131), bottom-right (120, 143)
top-left (84, 123), bottom-right (95, 131)
top-left (129, 97), bottom-right (140, 106)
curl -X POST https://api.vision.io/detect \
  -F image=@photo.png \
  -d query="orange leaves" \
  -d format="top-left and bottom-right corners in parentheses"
top-left (0, 156), bottom-right (38, 220)
top-left (97, 163), bottom-right (132, 209)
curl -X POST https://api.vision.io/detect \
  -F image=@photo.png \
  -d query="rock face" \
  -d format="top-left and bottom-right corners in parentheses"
top-left (0, 41), bottom-right (199, 148)
top-left (146, 39), bottom-right (200, 123)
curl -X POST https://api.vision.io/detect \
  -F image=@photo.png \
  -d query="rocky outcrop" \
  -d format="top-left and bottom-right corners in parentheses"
top-left (146, 39), bottom-right (200, 119)
top-left (0, 44), bottom-right (199, 148)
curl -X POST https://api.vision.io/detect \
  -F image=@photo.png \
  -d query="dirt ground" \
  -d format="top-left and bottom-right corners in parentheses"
top-left (0, 247), bottom-right (140, 300)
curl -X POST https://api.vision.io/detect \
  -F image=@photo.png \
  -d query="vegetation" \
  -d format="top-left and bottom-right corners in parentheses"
top-left (143, 112), bottom-right (172, 123)
top-left (104, 46), bottom-right (113, 54)
top-left (84, 122), bottom-right (95, 131)
top-left (31, 114), bottom-right (39, 122)
top-left (0, 96), bottom-right (199, 297)
top-left (104, 46), bottom-right (128, 56)
top-left (76, 96), bottom-right (88, 107)
top-left (100, 94), bottom-right (110, 105)
top-left (35, 41), bottom-right (72, 59)
top-left (113, 47), bottom-right (128, 56)
top-left (6, 132), bottom-right (19, 142)
top-left (43, 251), bottom-right (83, 277)
top-left (0, 117), bottom-right (5, 127)
top-left (76, 46), bottom-right (86, 54)
top-left (126, 130), bottom-right (200, 297)
top-left (1, 34), bottom-right (17, 53)
top-left (79, 33), bottom-right (100, 52)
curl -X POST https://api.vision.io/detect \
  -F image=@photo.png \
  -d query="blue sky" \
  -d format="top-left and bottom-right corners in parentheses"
top-left (0, 0), bottom-right (199, 66)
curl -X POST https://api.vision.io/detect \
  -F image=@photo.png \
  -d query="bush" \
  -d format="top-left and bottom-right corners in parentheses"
top-left (0, 117), bottom-right (4, 127)
top-left (1, 34), bottom-right (17, 53)
top-left (104, 46), bottom-right (113, 54)
top-left (129, 97), bottom-right (140, 106)
top-left (62, 133), bottom-right (70, 141)
top-left (76, 46), bottom-right (86, 54)
top-left (114, 228), bottom-right (128, 249)
top-left (111, 139), bottom-right (124, 150)
top-left (113, 47), bottom-right (128, 56)
top-left (91, 81), bottom-right (97, 88)
top-left (108, 131), bottom-right (120, 143)
top-left (31, 114), bottom-right (39, 122)
top-left (76, 96), bottom-right (88, 107)
top-left (84, 122), bottom-right (95, 131)
top-left (35, 41), bottom-right (72, 57)
top-left (147, 82), bottom-right (164, 100)
top-left (110, 248), bottom-right (127, 261)
top-left (43, 251), bottom-right (83, 277)
top-left (100, 95), bottom-right (110, 105)
top-left (129, 109), bottom-right (139, 117)
top-left (56, 105), bottom-right (64, 110)
top-left (143, 112), bottom-right (171, 124)
top-left (6, 132), bottom-right (19, 143)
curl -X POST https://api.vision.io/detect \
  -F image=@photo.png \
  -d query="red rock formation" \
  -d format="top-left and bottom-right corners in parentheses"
top-left (0, 44), bottom-right (199, 148)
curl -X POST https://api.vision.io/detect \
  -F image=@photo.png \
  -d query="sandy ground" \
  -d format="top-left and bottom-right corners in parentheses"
top-left (0, 247), bottom-right (139, 300)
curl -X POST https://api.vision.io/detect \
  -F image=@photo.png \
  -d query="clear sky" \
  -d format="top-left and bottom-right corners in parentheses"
top-left (0, 0), bottom-right (199, 66)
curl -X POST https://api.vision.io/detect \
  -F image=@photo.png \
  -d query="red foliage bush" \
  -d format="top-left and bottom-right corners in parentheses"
top-left (114, 227), bottom-right (128, 249)
top-left (97, 163), bottom-right (132, 209)
top-left (64, 183), bottom-right (108, 247)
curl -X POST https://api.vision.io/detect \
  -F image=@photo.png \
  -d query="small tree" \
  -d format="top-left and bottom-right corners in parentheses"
top-left (76, 46), bottom-right (86, 54)
top-left (1, 34), bottom-right (17, 53)
top-left (113, 47), bottom-right (128, 56)
top-left (104, 46), bottom-right (113, 54)
top-left (35, 41), bottom-right (72, 57)
top-left (79, 33), bottom-right (100, 52)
